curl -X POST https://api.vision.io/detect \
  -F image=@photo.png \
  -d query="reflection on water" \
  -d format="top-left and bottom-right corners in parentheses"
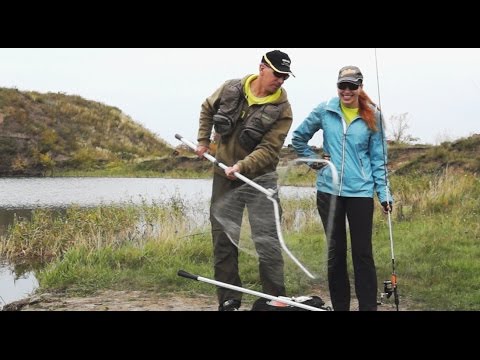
top-left (0, 177), bottom-right (315, 307)
top-left (0, 177), bottom-right (213, 209)
top-left (0, 260), bottom-right (39, 309)
top-left (0, 208), bottom-right (33, 236)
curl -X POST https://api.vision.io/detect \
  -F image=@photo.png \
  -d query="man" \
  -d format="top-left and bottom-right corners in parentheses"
top-left (196, 50), bottom-right (294, 311)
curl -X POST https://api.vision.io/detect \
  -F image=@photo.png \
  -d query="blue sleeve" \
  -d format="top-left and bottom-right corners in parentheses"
top-left (292, 103), bottom-right (324, 158)
top-left (370, 113), bottom-right (393, 204)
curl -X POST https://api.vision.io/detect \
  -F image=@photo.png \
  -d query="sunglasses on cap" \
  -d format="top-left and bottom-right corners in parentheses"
top-left (337, 82), bottom-right (360, 91)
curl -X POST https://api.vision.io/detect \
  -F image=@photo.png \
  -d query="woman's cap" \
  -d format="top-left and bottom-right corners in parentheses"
top-left (337, 65), bottom-right (363, 85)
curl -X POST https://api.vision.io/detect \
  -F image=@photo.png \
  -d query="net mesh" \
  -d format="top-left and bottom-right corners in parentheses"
top-left (211, 158), bottom-right (338, 282)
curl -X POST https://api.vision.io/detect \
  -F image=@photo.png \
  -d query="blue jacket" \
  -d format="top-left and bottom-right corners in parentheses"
top-left (292, 97), bottom-right (393, 204)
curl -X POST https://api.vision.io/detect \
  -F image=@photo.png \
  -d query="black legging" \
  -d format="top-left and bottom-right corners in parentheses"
top-left (316, 191), bottom-right (377, 311)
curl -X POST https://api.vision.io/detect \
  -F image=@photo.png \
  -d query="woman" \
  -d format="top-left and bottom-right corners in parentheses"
top-left (292, 65), bottom-right (393, 311)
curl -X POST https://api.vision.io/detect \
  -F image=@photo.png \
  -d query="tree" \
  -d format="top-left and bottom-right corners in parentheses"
top-left (388, 113), bottom-right (419, 144)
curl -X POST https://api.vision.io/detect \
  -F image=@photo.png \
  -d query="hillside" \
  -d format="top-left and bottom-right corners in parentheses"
top-left (390, 136), bottom-right (480, 175)
top-left (280, 135), bottom-right (480, 176)
top-left (0, 88), bottom-right (173, 176)
top-left (1, 87), bottom-right (478, 177)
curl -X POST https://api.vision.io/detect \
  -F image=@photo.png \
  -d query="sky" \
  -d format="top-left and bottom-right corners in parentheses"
top-left (1, 48), bottom-right (479, 148)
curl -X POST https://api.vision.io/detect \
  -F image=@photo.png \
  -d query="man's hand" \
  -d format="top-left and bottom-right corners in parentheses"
top-left (225, 164), bottom-right (240, 181)
top-left (195, 145), bottom-right (209, 159)
top-left (381, 202), bottom-right (393, 214)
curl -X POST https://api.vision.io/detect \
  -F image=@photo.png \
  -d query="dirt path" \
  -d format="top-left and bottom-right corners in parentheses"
top-left (2, 288), bottom-right (403, 311)
top-left (2, 291), bottom-right (219, 311)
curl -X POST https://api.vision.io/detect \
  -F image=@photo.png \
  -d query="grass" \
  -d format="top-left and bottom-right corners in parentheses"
top-left (55, 167), bottom-right (212, 179)
top-left (1, 170), bottom-right (479, 310)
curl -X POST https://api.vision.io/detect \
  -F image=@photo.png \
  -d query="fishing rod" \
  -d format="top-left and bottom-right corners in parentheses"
top-left (174, 133), bottom-right (316, 279)
top-left (177, 270), bottom-right (328, 311)
top-left (374, 49), bottom-right (400, 311)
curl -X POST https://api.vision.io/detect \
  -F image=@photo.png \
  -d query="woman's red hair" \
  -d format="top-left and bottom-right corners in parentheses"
top-left (358, 90), bottom-right (377, 131)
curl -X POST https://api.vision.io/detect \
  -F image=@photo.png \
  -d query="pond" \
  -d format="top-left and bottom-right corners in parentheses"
top-left (0, 177), bottom-right (315, 308)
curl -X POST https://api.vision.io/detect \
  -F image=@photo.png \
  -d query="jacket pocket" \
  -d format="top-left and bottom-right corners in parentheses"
top-left (238, 105), bottom-right (280, 152)
top-left (214, 80), bottom-right (245, 137)
top-left (355, 143), bottom-right (368, 180)
top-left (238, 126), bottom-right (263, 152)
top-left (213, 113), bottom-right (235, 136)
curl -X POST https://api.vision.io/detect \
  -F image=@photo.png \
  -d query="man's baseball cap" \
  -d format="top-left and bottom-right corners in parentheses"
top-left (337, 65), bottom-right (363, 85)
top-left (263, 50), bottom-right (295, 77)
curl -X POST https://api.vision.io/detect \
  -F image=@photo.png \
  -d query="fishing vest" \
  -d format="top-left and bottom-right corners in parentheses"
top-left (213, 79), bottom-right (282, 152)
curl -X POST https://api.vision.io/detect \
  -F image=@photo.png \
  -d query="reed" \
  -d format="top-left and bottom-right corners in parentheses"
top-left (1, 171), bottom-right (478, 309)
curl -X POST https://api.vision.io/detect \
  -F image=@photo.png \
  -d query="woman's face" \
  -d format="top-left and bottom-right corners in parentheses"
top-left (337, 82), bottom-right (362, 108)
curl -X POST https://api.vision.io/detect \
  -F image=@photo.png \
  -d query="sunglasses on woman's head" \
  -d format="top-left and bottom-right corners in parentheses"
top-left (338, 82), bottom-right (360, 91)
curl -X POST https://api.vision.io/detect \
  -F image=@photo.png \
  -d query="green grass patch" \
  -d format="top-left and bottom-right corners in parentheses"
top-left (1, 171), bottom-right (479, 310)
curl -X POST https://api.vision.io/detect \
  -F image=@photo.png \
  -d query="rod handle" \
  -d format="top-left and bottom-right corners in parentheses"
top-left (177, 270), bottom-right (199, 281)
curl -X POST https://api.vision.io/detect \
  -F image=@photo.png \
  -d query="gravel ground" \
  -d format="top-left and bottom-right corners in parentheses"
top-left (2, 288), bottom-right (403, 311)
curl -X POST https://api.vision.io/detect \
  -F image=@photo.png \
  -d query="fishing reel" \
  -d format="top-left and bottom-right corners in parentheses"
top-left (379, 280), bottom-right (394, 304)
top-left (383, 280), bottom-right (394, 299)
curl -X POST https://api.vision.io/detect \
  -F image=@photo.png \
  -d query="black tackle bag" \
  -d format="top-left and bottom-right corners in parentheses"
top-left (251, 295), bottom-right (330, 311)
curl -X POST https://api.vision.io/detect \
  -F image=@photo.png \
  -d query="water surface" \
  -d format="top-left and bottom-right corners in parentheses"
top-left (0, 177), bottom-right (315, 307)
